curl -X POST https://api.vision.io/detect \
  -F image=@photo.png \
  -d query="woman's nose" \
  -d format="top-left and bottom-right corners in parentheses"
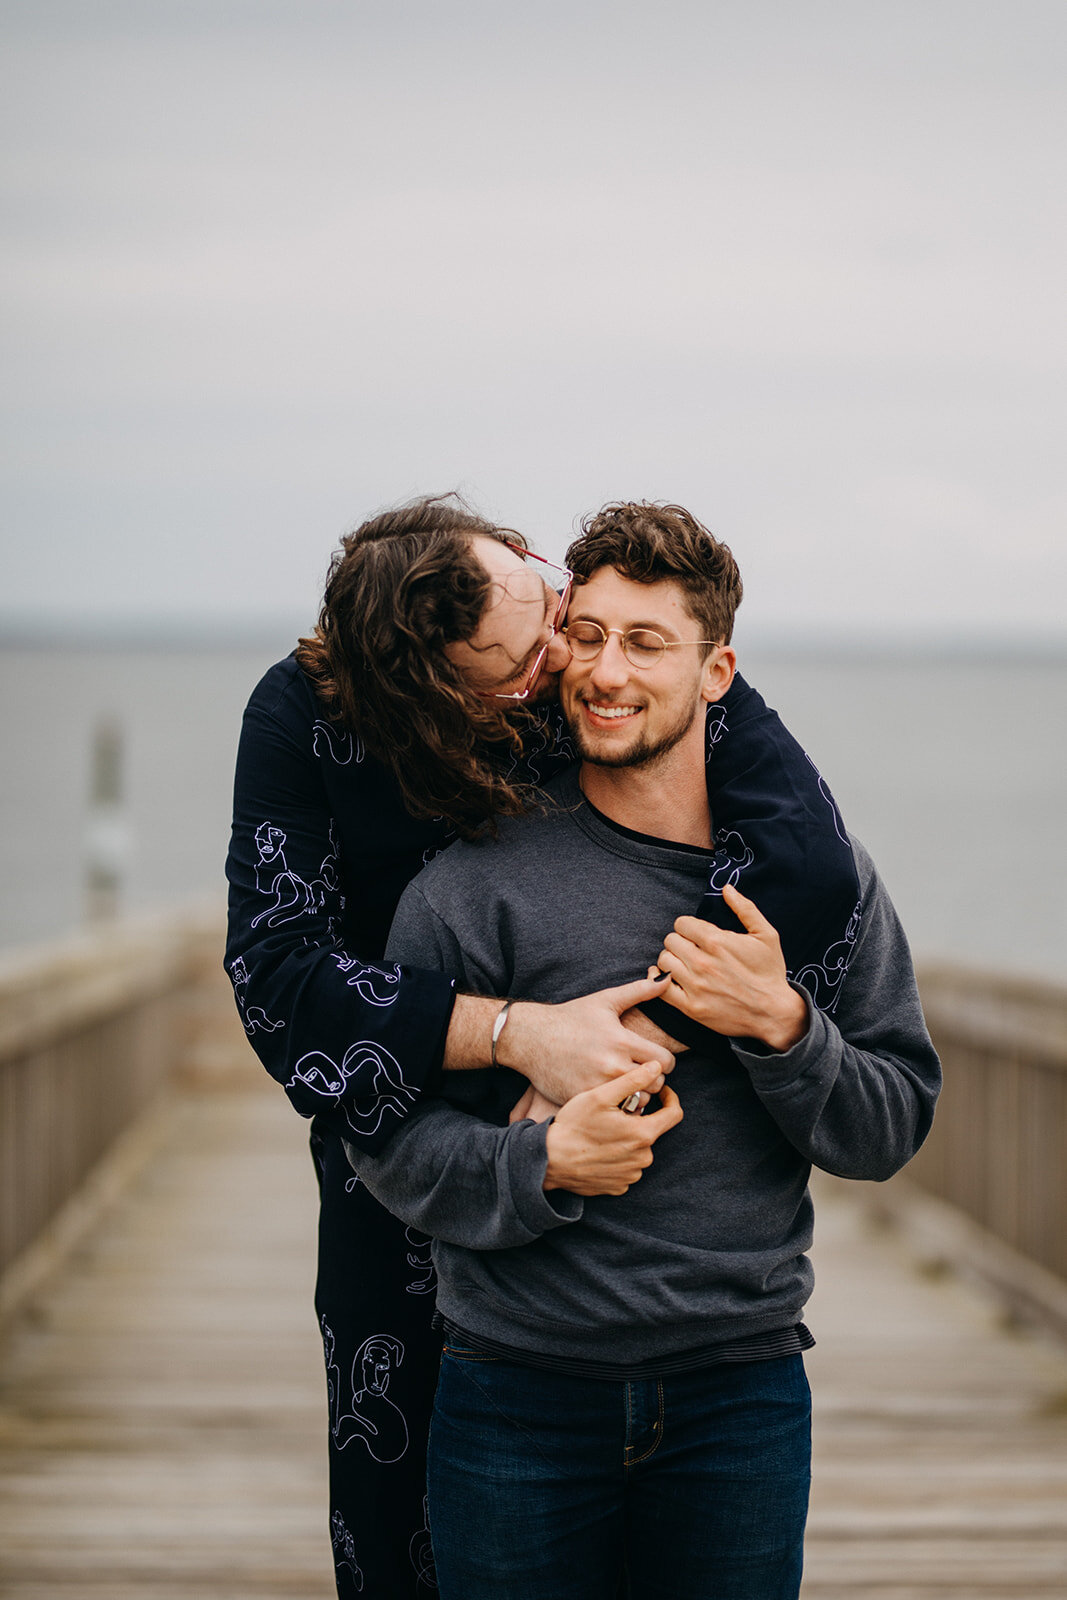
top-left (545, 630), bottom-right (572, 671)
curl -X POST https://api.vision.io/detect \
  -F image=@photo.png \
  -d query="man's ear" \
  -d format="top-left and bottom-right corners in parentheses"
top-left (701, 646), bottom-right (736, 704)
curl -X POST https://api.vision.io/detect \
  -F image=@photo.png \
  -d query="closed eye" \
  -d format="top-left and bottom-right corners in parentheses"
top-left (486, 583), bottom-right (556, 688)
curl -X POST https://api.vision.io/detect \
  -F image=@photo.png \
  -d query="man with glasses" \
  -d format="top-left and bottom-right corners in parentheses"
top-left (354, 501), bottom-right (940, 1600)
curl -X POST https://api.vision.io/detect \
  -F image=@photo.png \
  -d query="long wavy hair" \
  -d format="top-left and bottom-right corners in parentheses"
top-left (296, 495), bottom-right (541, 834)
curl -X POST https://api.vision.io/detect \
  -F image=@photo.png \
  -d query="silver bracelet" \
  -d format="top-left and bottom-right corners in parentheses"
top-left (490, 999), bottom-right (514, 1069)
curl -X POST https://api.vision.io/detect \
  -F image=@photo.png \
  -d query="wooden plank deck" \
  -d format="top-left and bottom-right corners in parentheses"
top-left (0, 1088), bottom-right (1065, 1599)
top-left (0, 1090), bottom-right (334, 1600)
top-left (804, 1180), bottom-right (1067, 1597)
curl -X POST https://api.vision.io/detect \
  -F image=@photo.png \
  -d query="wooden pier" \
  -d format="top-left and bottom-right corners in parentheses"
top-left (0, 1081), bottom-right (1063, 1598)
top-left (0, 925), bottom-right (1066, 1598)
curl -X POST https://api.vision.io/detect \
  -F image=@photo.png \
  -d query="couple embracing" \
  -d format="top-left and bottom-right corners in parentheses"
top-left (226, 495), bottom-right (939, 1599)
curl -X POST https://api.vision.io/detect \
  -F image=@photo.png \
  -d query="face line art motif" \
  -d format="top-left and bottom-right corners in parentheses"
top-left (321, 1319), bottom-right (409, 1463)
top-left (409, 1495), bottom-right (436, 1591)
top-left (227, 954), bottom-right (285, 1035)
top-left (330, 1508), bottom-right (365, 1593)
top-left (791, 899), bottom-right (863, 1014)
top-left (706, 827), bottom-right (755, 894)
top-left (287, 1041), bottom-right (416, 1136)
top-left (332, 955), bottom-right (402, 1006)
top-left (250, 820), bottom-right (342, 930)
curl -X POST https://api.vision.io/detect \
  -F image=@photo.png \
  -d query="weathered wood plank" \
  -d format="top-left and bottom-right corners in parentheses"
top-left (0, 1088), bottom-right (334, 1600)
top-left (802, 1176), bottom-right (1067, 1597)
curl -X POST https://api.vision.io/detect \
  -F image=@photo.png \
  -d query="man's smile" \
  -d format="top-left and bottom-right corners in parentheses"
top-left (580, 698), bottom-right (643, 723)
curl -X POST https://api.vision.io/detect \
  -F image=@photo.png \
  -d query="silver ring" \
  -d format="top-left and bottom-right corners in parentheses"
top-left (620, 1091), bottom-right (643, 1114)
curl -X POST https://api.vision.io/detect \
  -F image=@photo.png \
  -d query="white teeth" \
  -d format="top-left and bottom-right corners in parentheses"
top-left (587, 702), bottom-right (640, 720)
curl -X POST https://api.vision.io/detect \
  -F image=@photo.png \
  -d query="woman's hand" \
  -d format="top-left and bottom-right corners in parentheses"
top-left (498, 974), bottom-right (677, 1104)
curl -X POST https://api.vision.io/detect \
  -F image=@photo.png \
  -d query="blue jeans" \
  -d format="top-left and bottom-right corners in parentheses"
top-left (428, 1345), bottom-right (811, 1600)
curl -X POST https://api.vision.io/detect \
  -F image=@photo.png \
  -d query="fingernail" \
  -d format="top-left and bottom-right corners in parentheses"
top-left (652, 970), bottom-right (669, 982)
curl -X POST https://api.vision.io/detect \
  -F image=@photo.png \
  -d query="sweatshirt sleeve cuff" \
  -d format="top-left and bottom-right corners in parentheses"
top-left (505, 1120), bottom-right (584, 1238)
top-left (730, 985), bottom-right (831, 1086)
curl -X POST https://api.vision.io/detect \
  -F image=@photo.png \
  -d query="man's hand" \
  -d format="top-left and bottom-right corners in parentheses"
top-left (508, 1084), bottom-right (560, 1124)
top-left (543, 1064), bottom-right (683, 1195)
top-left (656, 883), bottom-right (809, 1052)
top-left (499, 975), bottom-right (676, 1104)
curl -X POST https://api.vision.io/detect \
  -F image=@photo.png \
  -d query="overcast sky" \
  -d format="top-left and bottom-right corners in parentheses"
top-left (2, 0), bottom-right (1065, 641)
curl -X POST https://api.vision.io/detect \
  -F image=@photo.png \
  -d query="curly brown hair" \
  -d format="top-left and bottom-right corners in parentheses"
top-left (295, 494), bottom-right (541, 834)
top-left (566, 502), bottom-right (742, 646)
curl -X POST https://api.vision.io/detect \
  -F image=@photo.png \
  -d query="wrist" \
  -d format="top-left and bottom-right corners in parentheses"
top-left (758, 986), bottom-right (809, 1053)
top-left (491, 1000), bottom-right (514, 1068)
top-left (444, 995), bottom-right (521, 1072)
top-left (542, 1118), bottom-right (564, 1191)
top-left (492, 998), bottom-right (536, 1073)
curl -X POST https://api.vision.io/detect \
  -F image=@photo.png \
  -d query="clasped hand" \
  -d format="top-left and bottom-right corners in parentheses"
top-left (542, 1066), bottom-right (683, 1196)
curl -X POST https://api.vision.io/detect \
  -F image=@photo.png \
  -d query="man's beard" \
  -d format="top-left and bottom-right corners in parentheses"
top-left (565, 699), bottom-right (700, 771)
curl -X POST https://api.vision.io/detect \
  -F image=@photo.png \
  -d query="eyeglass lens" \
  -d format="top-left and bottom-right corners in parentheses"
top-left (565, 622), bottom-right (667, 667)
top-left (489, 559), bottom-right (572, 700)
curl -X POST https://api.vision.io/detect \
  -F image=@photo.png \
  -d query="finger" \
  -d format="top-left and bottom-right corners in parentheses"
top-left (508, 1086), bottom-right (535, 1125)
top-left (622, 1075), bottom-right (665, 1107)
top-left (643, 1085), bottom-right (684, 1137)
top-left (592, 1061), bottom-right (661, 1104)
top-left (671, 918), bottom-right (725, 953)
top-left (658, 980), bottom-right (697, 1019)
top-left (602, 973), bottom-right (672, 1013)
top-left (656, 945), bottom-right (690, 981)
top-left (621, 1029), bottom-right (674, 1071)
top-left (720, 883), bottom-right (771, 935)
top-left (652, 952), bottom-right (696, 1005)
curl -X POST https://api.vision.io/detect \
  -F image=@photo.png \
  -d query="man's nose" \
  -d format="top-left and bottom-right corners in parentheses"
top-left (589, 633), bottom-right (631, 690)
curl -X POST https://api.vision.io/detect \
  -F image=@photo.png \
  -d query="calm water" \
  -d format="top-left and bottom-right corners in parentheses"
top-left (1, 642), bottom-right (1064, 982)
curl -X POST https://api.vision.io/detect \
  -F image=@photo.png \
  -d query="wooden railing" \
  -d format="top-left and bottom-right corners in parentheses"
top-left (909, 965), bottom-right (1067, 1284)
top-left (0, 904), bottom-right (254, 1287)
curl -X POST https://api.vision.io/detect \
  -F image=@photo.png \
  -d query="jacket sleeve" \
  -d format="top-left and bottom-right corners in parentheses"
top-left (223, 662), bottom-right (457, 1154)
top-left (730, 839), bottom-right (941, 1181)
top-left (347, 877), bottom-right (584, 1244)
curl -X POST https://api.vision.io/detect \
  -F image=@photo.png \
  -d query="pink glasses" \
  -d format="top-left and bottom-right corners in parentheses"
top-left (481, 544), bottom-right (574, 701)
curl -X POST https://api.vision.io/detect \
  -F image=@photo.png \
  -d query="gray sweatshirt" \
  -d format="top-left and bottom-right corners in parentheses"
top-left (352, 768), bottom-right (940, 1364)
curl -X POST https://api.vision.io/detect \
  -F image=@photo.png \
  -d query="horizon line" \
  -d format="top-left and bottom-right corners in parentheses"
top-left (2, 615), bottom-right (1065, 661)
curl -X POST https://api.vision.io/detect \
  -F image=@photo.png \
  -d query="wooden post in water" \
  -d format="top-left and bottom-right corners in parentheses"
top-left (84, 717), bottom-right (128, 923)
